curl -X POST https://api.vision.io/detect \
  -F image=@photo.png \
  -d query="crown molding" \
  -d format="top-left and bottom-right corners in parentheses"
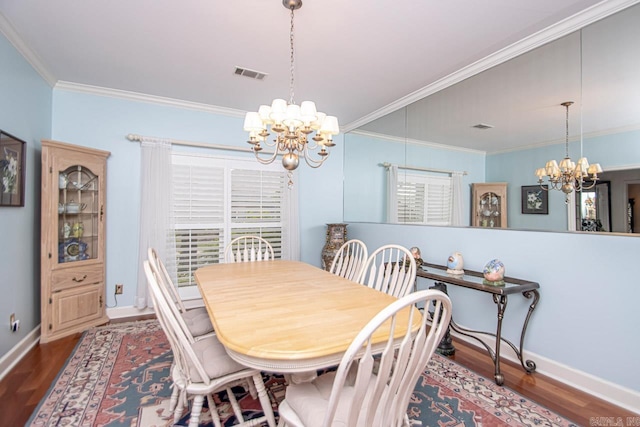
top-left (0, 11), bottom-right (57, 86)
top-left (489, 122), bottom-right (640, 155)
top-left (343, 0), bottom-right (640, 132)
top-left (349, 129), bottom-right (485, 155)
top-left (54, 81), bottom-right (246, 118)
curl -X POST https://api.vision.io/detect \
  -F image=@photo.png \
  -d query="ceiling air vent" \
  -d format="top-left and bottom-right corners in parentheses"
top-left (234, 66), bottom-right (267, 80)
top-left (472, 123), bottom-right (494, 130)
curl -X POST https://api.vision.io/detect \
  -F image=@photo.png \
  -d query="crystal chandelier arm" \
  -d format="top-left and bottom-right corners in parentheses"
top-left (260, 134), bottom-right (278, 148)
top-left (303, 136), bottom-right (321, 151)
top-left (302, 152), bottom-right (329, 168)
top-left (251, 142), bottom-right (280, 165)
top-left (301, 143), bottom-right (329, 169)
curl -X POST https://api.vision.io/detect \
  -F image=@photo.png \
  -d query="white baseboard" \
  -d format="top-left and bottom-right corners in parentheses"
top-left (452, 331), bottom-right (640, 413)
top-left (105, 299), bottom-right (204, 320)
top-left (0, 325), bottom-right (41, 382)
top-left (106, 305), bottom-right (155, 319)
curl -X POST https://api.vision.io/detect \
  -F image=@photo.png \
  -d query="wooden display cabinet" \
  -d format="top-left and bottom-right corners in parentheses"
top-left (40, 140), bottom-right (110, 343)
top-left (471, 182), bottom-right (508, 228)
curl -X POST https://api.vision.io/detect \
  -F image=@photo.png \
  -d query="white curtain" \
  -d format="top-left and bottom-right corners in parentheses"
top-left (386, 165), bottom-right (398, 223)
top-left (451, 171), bottom-right (464, 226)
top-left (136, 140), bottom-right (175, 308)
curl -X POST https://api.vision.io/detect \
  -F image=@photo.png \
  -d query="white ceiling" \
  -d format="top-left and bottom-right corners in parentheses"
top-left (360, 5), bottom-right (640, 154)
top-left (0, 0), bottom-right (637, 151)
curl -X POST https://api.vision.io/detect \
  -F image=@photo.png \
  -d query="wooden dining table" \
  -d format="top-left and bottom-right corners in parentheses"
top-left (194, 260), bottom-right (421, 375)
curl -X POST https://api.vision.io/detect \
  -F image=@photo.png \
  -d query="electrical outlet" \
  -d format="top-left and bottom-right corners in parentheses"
top-left (115, 284), bottom-right (123, 295)
top-left (9, 313), bottom-right (19, 332)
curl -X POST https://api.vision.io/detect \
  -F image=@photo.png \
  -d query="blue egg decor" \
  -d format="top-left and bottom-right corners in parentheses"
top-left (483, 259), bottom-right (505, 286)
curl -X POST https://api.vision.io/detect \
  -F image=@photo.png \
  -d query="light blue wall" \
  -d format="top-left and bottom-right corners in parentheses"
top-left (299, 133), bottom-right (345, 265)
top-left (346, 222), bottom-right (640, 393)
top-left (344, 132), bottom-right (485, 223)
top-left (583, 128), bottom-right (640, 170)
top-left (51, 89), bottom-right (343, 307)
top-left (0, 34), bottom-right (52, 357)
top-left (487, 129), bottom-right (640, 230)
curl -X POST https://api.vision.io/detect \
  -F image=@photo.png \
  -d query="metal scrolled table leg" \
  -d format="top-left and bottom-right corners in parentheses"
top-left (492, 294), bottom-right (508, 385)
top-left (519, 289), bottom-right (540, 373)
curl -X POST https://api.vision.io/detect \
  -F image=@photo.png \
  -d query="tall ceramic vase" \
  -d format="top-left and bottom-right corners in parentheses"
top-left (321, 223), bottom-right (348, 271)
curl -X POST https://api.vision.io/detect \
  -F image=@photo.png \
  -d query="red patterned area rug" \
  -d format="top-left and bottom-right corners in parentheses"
top-left (27, 319), bottom-right (577, 426)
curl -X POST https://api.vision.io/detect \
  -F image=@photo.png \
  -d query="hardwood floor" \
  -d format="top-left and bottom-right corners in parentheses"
top-left (450, 342), bottom-right (639, 426)
top-left (1, 320), bottom-right (637, 426)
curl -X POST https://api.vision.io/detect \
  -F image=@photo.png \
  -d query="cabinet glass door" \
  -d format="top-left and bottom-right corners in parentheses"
top-left (57, 165), bottom-right (100, 263)
top-left (477, 191), bottom-right (502, 228)
top-left (472, 183), bottom-right (507, 228)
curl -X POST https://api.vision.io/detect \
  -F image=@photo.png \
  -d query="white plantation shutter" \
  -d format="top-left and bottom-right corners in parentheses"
top-left (425, 176), bottom-right (453, 225)
top-left (397, 173), bottom-right (453, 225)
top-left (172, 161), bottom-right (225, 287)
top-left (171, 153), bottom-right (290, 287)
top-left (230, 168), bottom-right (287, 259)
top-left (398, 181), bottom-right (425, 223)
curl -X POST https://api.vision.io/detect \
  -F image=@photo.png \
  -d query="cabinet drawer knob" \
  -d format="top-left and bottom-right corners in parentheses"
top-left (72, 274), bottom-right (88, 282)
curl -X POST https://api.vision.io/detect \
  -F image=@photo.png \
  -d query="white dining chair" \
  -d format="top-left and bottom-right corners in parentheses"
top-left (329, 239), bottom-right (368, 281)
top-left (144, 261), bottom-right (277, 427)
top-left (278, 289), bottom-right (452, 427)
top-left (358, 244), bottom-right (417, 298)
top-left (147, 247), bottom-right (214, 340)
top-left (224, 235), bottom-right (275, 263)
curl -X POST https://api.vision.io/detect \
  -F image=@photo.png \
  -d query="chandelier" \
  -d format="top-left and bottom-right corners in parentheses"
top-left (535, 101), bottom-right (602, 203)
top-left (243, 0), bottom-right (339, 184)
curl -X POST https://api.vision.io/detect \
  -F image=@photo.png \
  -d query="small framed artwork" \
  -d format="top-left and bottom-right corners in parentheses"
top-left (0, 130), bottom-right (26, 207)
top-left (521, 185), bottom-right (548, 214)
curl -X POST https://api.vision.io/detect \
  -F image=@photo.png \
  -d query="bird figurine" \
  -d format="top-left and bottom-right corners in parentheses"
top-left (446, 252), bottom-right (464, 275)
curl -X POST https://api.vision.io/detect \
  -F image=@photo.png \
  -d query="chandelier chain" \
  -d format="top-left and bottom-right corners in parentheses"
top-left (289, 7), bottom-right (295, 105)
top-left (565, 103), bottom-right (569, 158)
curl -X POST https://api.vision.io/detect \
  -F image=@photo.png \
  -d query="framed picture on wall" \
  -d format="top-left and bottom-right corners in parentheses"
top-left (521, 185), bottom-right (548, 214)
top-left (0, 130), bottom-right (26, 207)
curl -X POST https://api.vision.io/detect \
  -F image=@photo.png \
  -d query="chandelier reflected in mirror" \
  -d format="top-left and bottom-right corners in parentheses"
top-left (535, 101), bottom-right (602, 203)
top-left (243, 0), bottom-right (339, 185)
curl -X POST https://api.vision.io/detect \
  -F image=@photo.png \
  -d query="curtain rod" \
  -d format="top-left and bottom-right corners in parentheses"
top-left (380, 162), bottom-right (467, 176)
top-left (126, 133), bottom-right (261, 154)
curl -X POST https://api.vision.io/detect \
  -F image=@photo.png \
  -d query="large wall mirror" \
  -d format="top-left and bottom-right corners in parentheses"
top-left (344, 2), bottom-right (640, 235)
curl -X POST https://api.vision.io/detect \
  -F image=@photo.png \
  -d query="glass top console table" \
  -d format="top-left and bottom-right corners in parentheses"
top-left (416, 263), bottom-right (540, 385)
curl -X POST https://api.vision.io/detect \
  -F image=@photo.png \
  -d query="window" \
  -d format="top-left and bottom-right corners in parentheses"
top-left (397, 173), bottom-right (453, 225)
top-left (171, 153), bottom-right (291, 288)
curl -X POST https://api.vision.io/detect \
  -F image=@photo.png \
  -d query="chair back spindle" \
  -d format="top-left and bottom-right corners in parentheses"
top-left (224, 236), bottom-right (274, 263)
top-left (329, 239), bottom-right (368, 281)
top-left (358, 244), bottom-right (416, 298)
top-left (278, 289), bottom-right (452, 427)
